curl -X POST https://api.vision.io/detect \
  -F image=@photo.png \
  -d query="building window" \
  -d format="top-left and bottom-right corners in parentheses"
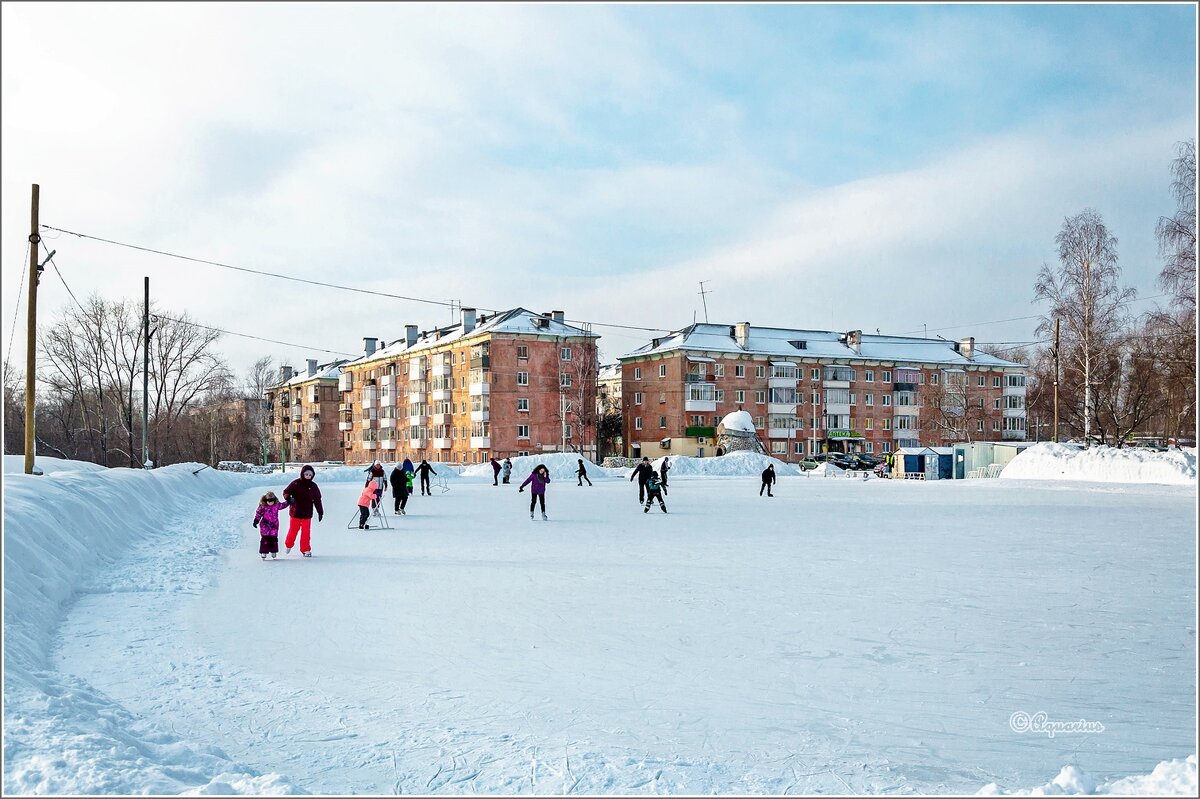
top-left (755, 365), bottom-right (766, 378)
top-left (518, 424), bottom-right (530, 439)
top-left (517, 346), bottom-right (528, 360)
top-left (865, 442), bottom-right (874, 453)
top-left (634, 417), bottom-right (643, 430)
top-left (735, 364), bottom-right (745, 378)
top-left (517, 371), bottom-right (529, 386)
top-left (659, 416), bottom-right (667, 428)
top-left (864, 370), bottom-right (874, 382)
top-left (930, 372), bottom-right (939, 385)
top-left (560, 347), bottom-right (572, 361)
top-left (755, 390), bottom-right (766, 403)
top-left (659, 364), bottom-right (667, 378)
top-left (690, 415), bottom-right (704, 425)
top-left (883, 418), bottom-right (891, 430)
top-left (882, 395), bottom-right (892, 406)
top-left (882, 442), bottom-right (891, 453)
top-left (714, 364), bottom-right (725, 378)
top-left (755, 415), bottom-right (765, 428)
top-left (809, 368), bottom-right (818, 380)
top-left (517, 398), bottom-right (529, 412)
top-left (560, 373), bottom-right (572, 387)
top-left (564, 424), bottom-right (573, 439)
top-left (993, 376), bottom-right (1002, 388)
top-left (659, 392), bottom-right (666, 403)
top-left (634, 392), bottom-right (643, 405)
top-left (634, 367), bottom-right (642, 380)
top-left (977, 420), bottom-right (985, 432)
top-left (978, 375), bottom-right (986, 386)
top-left (735, 390), bottom-right (745, 403)
top-left (993, 420), bottom-right (1001, 431)
top-left (865, 393), bottom-right (874, 406)
top-left (771, 441), bottom-right (786, 454)
top-left (994, 398), bottom-right (1002, 410)
top-left (865, 418), bottom-right (872, 430)
top-left (882, 371), bottom-right (892, 382)
top-left (794, 441), bottom-right (805, 455)
top-left (715, 389), bottom-right (725, 402)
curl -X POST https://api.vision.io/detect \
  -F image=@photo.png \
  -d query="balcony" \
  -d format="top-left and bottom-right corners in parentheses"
top-left (432, 437), bottom-right (452, 449)
top-left (408, 414), bottom-right (426, 426)
top-left (410, 438), bottom-right (426, 449)
top-left (380, 439), bottom-right (397, 450)
top-left (431, 412), bottom-right (453, 426)
top-left (1003, 383), bottom-right (1027, 396)
top-left (290, 408), bottom-right (302, 420)
top-left (363, 440), bottom-right (377, 450)
top-left (1002, 429), bottom-right (1027, 440)
top-left (470, 436), bottom-right (491, 449)
top-left (469, 382), bottom-right (490, 396)
top-left (379, 417), bottom-right (396, 428)
top-left (431, 388), bottom-right (453, 402)
top-left (685, 425), bottom-right (715, 438)
top-left (359, 418), bottom-right (377, 429)
top-left (893, 382), bottom-right (917, 393)
top-left (338, 373), bottom-right (353, 392)
top-left (1003, 407), bottom-right (1026, 417)
top-left (430, 361), bottom-right (451, 377)
top-left (767, 402), bottom-right (797, 415)
top-left (470, 355), bottom-right (490, 370)
top-left (338, 402), bottom-right (352, 412)
top-left (361, 388), bottom-right (378, 405)
top-left (408, 381), bottom-right (428, 395)
top-left (684, 373), bottom-right (707, 383)
top-left (684, 383), bottom-right (716, 412)
top-left (470, 409), bottom-right (490, 422)
top-left (768, 428), bottom-right (797, 439)
top-left (408, 362), bottom-right (427, 380)
top-left (338, 421), bottom-right (353, 431)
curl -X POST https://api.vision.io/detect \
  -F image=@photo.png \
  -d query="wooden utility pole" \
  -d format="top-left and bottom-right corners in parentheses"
top-left (143, 277), bottom-right (150, 468)
top-left (24, 185), bottom-right (40, 475)
top-left (1053, 318), bottom-right (1060, 443)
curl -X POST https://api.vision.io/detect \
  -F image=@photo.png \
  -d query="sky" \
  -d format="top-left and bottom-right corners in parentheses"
top-left (1, 2), bottom-right (1196, 381)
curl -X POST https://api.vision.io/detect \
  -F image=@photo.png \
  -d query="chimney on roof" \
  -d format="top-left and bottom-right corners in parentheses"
top-left (845, 330), bottom-right (862, 355)
top-left (551, 310), bottom-right (565, 324)
top-left (307, 358), bottom-right (318, 377)
top-left (363, 337), bottom-right (377, 356)
top-left (959, 336), bottom-right (975, 360)
top-left (462, 307), bottom-right (477, 334)
top-left (478, 313), bottom-right (487, 324)
top-left (405, 324), bottom-right (418, 347)
top-left (281, 365), bottom-right (293, 381)
top-left (734, 322), bottom-right (751, 349)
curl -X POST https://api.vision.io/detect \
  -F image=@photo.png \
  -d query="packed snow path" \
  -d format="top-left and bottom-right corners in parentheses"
top-left (42, 475), bottom-right (1198, 793)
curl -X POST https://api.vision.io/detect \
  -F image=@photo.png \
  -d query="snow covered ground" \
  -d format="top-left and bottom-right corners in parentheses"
top-left (3, 453), bottom-right (1196, 795)
top-left (1001, 443), bottom-right (1197, 486)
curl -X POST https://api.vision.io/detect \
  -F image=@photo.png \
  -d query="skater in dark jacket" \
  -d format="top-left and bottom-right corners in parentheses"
top-left (659, 457), bottom-right (670, 495)
top-left (643, 472), bottom-right (667, 513)
top-left (282, 464), bottom-right (324, 556)
top-left (417, 459), bottom-right (437, 495)
top-left (252, 491), bottom-right (289, 559)
top-left (490, 457), bottom-right (502, 486)
top-left (389, 464), bottom-right (409, 514)
top-left (760, 464), bottom-right (776, 497)
top-left (630, 457), bottom-right (655, 502)
top-left (576, 458), bottom-right (592, 486)
top-left (519, 464), bottom-right (551, 520)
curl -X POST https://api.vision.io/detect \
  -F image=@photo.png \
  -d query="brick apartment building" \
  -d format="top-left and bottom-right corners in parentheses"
top-left (618, 323), bottom-right (1028, 463)
top-left (339, 308), bottom-right (599, 465)
top-left (264, 359), bottom-right (349, 463)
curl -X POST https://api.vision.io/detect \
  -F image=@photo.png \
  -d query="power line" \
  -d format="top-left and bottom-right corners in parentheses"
top-left (4, 239), bottom-right (31, 373)
top-left (899, 294), bottom-right (1171, 336)
top-left (151, 313), bottom-right (357, 358)
top-left (40, 224), bottom-right (673, 334)
top-left (40, 241), bottom-right (89, 317)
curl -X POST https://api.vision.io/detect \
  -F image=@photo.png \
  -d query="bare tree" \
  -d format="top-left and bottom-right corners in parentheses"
top-left (147, 313), bottom-right (231, 465)
top-left (919, 370), bottom-right (991, 443)
top-left (244, 356), bottom-right (275, 464)
top-left (1034, 209), bottom-right (1136, 444)
top-left (3, 360), bottom-right (25, 455)
top-left (1089, 325), bottom-right (1168, 446)
top-left (1156, 139), bottom-right (1197, 312)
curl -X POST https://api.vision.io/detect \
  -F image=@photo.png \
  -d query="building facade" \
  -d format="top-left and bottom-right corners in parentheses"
top-left (264, 359), bottom-right (348, 463)
top-left (618, 323), bottom-right (1027, 463)
top-left (339, 308), bottom-right (600, 465)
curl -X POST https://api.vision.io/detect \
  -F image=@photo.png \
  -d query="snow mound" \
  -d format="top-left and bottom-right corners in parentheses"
top-left (650, 451), bottom-right (800, 477)
top-left (809, 463), bottom-right (846, 477)
top-left (976, 754), bottom-right (1196, 795)
top-left (999, 443), bottom-right (1197, 486)
top-left (460, 452), bottom-right (620, 480)
top-left (3, 454), bottom-right (107, 475)
top-left (3, 464), bottom-right (302, 793)
top-left (719, 409), bottom-right (756, 433)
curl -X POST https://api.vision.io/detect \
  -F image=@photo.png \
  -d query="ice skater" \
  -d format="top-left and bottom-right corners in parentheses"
top-left (576, 458), bottom-right (592, 486)
top-left (252, 491), bottom-right (289, 559)
top-left (659, 457), bottom-right (670, 495)
top-left (389, 462), bottom-right (409, 514)
top-left (356, 480), bottom-right (376, 529)
top-left (491, 457), bottom-right (502, 486)
top-left (501, 457), bottom-right (513, 484)
top-left (519, 463), bottom-right (551, 520)
top-left (630, 456), bottom-right (655, 503)
top-left (282, 464), bottom-right (324, 556)
top-left (760, 464), bottom-right (776, 497)
top-left (643, 472), bottom-right (667, 513)
top-left (365, 461), bottom-right (387, 507)
top-left (417, 459), bottom-right (437, 495)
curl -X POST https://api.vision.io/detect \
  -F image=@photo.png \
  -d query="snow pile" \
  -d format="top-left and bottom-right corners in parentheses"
top-left (3, 454), bottom-right (106, 476)
top-left (3, 463), bottom-right (302, 794)
top-left (650, 451), bottom-right (800, 477)
top-left (977, 754), bottom-right (1197, 795)
top-left (1000, 443), bottom-right (1197, 486)
top-left (808, 462), bottom-right (847, 477)
top-left (718, 409), bottom-right (756, 433)
top-left (459, 452), bottom-right (621, 480)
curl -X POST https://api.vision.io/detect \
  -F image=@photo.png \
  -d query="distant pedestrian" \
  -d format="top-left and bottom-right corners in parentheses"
top-left (519, 463), bottom-right (552, 520)
top-left (252, 491), bottom-right (288, 560)
top-left (282, 464), bottom-right (323, 557)
top-left (576, 458), bottom-right (592, 486)
top-left (659, 457), bottom-right (670, 495)
top-left (491, 457), bottom-right (502, 486)
top-left (417, 459), bottom-right (437, 495)
top-left (643, 472), bottom-right (667, 513)
top-left (356, 480), bottom-right (376, 529)
top-left (501, 458), bottom-right (513, 484)
top-left (760, 464), bottom-right (776, 497)
top-left (389, 463), bottom-right (409, 514)
top-left (630, 457), bottom-right (655, 503)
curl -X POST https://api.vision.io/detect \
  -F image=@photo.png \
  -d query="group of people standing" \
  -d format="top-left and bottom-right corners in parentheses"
top-left (629, 456), bottom-right (670, 513)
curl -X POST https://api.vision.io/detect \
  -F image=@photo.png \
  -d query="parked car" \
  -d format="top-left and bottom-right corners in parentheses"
top-left (846, 453), bottom-right (881, 471)
top-left (799, 457), bottom-right (820, 471)
top-left (813, 453), bottom-right (858, 470)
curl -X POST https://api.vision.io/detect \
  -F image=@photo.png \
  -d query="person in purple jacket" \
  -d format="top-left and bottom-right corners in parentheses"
top-left (518, 463), bottom-right (551, 520)
top-left (252, 491), bottom-right (289, 560)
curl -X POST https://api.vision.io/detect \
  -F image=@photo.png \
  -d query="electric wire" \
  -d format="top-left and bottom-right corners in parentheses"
top-left (4, 239), bottom-right (31, 373)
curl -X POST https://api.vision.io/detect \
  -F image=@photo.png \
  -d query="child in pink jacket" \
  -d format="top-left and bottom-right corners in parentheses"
top-left (253, 491), bottom-right (289, 560)
top-left (356, 480), bottom-right (376, 529)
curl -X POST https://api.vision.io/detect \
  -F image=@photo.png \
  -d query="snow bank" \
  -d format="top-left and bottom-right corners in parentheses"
top-left (808, 462), bottom-right (847, 477)
top-left (650, 451), bottom-right (801, 477)
top-left (3, 463), bottom-right (302, 794)
top-left (303, 461), bottom-right (464, 484)
top-left (1000, 443), bottom-right (1197, 486)
top-left (977, 754), bottom-right (1197, 795)
top-left (3, 454), bottom-right (107, 476)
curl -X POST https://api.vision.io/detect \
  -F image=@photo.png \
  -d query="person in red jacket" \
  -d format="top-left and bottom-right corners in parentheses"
top-left (283, 464), bottom-right (324, 557)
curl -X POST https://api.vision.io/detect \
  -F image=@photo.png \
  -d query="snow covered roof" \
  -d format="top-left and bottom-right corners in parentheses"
top-left (345, 308), bottom-right (599, 368)
top-left (619, 323), bottom-right (1024, 369)
top-left (269, 360), bottom-right (348, 390)
top-left (597, 363), bottom-right (621, 381)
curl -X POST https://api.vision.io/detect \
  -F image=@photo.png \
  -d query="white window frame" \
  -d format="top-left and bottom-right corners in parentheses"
top-left (517, 424), bottom-right (530, 439)
top-left (517, 371), bottom-right (529, 386)
top-left (634, 391), bottom-right (644, 405)
top-left (634, 417), bottom-right (643, 431)
top-left (517, 398), bottom-right (529, 412)
top-left (659, 363), bottom-right (667, 378)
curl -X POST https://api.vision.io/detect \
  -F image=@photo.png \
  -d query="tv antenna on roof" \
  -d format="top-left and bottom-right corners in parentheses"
top-left (698, 281), bottom-right (711, 323)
